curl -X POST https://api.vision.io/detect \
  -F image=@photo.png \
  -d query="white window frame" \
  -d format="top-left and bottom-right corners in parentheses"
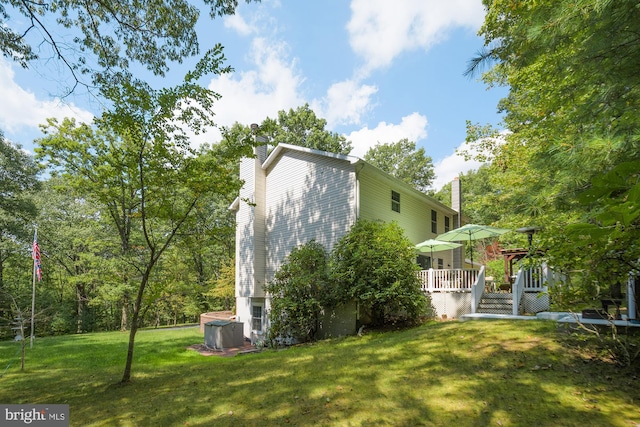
top-left (251, 302), bottom-right (264, 332)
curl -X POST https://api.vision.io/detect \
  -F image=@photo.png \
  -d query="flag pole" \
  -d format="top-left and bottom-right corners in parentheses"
top-left (30, 229), bottom-right (37, 348)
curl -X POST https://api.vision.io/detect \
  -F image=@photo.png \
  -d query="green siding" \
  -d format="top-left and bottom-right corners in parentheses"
top-left (358, 165), bottom-right (457, 267)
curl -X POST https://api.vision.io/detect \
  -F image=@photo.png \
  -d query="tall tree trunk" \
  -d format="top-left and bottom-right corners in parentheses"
top-left (121, 316), bottom-right (139, 383)
top-left (120, 303), bottom-right (128, 331)
top-left (121, 266), bottom-right (153, 383)
top-left (76, 284), bottom-right (86, 334)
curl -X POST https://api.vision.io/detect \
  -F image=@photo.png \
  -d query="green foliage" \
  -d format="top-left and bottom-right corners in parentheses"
top-left (548, 161), bottom-right (640, 297)
top-left (0, 0), bottom-right (259, 89)
top-left (0, 132), bottom-right (41, 288)
top-left (35, 53), bottom-right (253, 382)
top-left (461, 0), bottom-right (640, 299)
top-left (260, 104), bottom-right (352, 155)
top-left (434, 165), bottom-right (502, 226)
top-left (331, 219), bottom-right (429, 326)
top-left (363, 138), bottom-right (435, 193)
top-left (264, 241), bottom-right (331, 344)
top-left (206, 259), bottom-right (235, 311)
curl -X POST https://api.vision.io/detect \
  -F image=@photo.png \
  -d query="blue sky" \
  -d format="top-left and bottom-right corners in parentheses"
top-left (0, 0), bottom-right (507, 190)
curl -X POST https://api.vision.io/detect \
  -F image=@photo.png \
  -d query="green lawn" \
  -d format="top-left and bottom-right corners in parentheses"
top-left (0, 321), bottom-right (638, 426)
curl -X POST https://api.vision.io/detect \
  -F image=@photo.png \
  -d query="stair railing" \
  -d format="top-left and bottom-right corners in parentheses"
top-left (471, 265), bottom-right (485, 314)
top-left (512, 268), bottom-right (525, 315)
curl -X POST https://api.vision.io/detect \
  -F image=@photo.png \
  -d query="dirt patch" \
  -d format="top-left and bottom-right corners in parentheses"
top-left (187, 342), bottom-right (258, 357)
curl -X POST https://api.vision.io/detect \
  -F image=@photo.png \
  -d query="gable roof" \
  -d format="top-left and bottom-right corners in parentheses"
top-left (262, 143), bottom-right (359, 170)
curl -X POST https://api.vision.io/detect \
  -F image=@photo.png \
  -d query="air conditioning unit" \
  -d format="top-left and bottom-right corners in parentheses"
top-left (204, 320), bottom-right (244, 350)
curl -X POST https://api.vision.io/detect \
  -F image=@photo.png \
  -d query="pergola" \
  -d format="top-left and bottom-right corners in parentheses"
top-left (500, 248), bottom-right (529, 284)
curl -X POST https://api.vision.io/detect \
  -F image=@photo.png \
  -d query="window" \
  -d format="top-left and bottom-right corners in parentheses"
top-left (431, 210), bottom-right (437, 233)
top-left (391, 190), bottom-right (400, 213)
top-left (438, 258), bottom-right (444, 269)
top-left (251, 305), bottom-right (263, 331)
top-left (445, 216), bottom-right (450, 232)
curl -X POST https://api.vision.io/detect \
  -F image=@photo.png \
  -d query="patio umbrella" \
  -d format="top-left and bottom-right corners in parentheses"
top-left (437, 224), bottom-right (510, 266)
top-left (415, 239), bottom-right (462, 268)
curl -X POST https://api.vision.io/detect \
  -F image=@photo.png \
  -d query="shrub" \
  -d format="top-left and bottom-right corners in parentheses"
top-left (264, 240), bottom-right (331, 344)
top-left (331, 219), bottom-right (430, 326)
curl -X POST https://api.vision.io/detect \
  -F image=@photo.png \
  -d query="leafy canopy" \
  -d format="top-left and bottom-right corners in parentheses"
top-left (0, 0), bottom-right (259, 90)
top-left (259, 104), bottom-right (352, 155)
top-left (363, 138), bottom-right (435, 193)
top-left (465, 0), bottom-right (640, 295)
top-left (35, 49), bottom-right (253, 383)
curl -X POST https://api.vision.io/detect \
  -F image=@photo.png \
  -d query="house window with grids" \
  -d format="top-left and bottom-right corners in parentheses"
top-left (445, 216), bottom-right (450, 232)
top-left (391, 190), bottom-right (400, 213)
top-left (431, 210), bottom-right (437, 233)
top-left (251, 305), bottom-right (263, 331)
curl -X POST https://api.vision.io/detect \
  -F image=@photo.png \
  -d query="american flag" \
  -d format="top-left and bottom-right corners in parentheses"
top-left (32, 234), bottom-right (42, 282)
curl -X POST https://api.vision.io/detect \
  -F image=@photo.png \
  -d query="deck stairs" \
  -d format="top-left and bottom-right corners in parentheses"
top-left (476, 292), bottom-right (522, 315)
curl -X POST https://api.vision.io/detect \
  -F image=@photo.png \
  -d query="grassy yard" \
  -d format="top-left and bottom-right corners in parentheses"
top-left (0, 321), bottom-right (638, 426)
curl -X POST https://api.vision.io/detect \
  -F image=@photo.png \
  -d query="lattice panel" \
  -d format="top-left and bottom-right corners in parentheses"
top-left (522, 292), bottom-right (549, 314)
top-left (429, 292), bottom-right (472, 319)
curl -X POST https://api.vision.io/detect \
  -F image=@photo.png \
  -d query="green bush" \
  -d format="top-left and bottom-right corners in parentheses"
top-left (331, 219), bottom-right (430, 326)
top-left (264, 240), bottom-right (331, 344)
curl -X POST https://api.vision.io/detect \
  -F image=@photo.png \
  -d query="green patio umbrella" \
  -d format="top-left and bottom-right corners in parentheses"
top-left (437, 224), bottom-right (511, 266)
top-left (415, 239), bottom-right (462, 268)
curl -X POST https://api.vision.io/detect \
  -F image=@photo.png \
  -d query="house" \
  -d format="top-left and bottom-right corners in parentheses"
top-left (230, 140), bottom-right (461, 342)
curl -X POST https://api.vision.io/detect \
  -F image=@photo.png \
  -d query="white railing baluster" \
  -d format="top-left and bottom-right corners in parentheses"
top-left (417, 268), bottom-right (478, 292)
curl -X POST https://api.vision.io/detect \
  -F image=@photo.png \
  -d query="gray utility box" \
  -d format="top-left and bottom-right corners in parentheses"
top-left (204, 320), bottom-right (244, 350)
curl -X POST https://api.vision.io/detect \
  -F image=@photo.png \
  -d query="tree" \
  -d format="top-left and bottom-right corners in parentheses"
top-left (1, 0), bottom-right (259, 92)
top-left (330, 219), bottom-right (430, 326)
top-left (36, 52), bottom-right (253, 383)
top-left (34, 177), bottom-right (114, 334)
top-left (0, 133), bottom-right (40, 288)
top-left (174, 157), bottom-right (240, 288)
top-left (264, 240), bottom-right (331, 344)
top-left (363, 139), bottom-right (435, 193)
top-left (206, 259), bottom-right (235, 311)
top-left (259, 104), bottom-right (352, 155)
top-left (462, 0), bottom-right (640, 296)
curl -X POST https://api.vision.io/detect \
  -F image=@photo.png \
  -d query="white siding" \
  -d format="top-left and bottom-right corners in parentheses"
top-left (265, 150), bottom-right (356, 281)
top-left (234, 143), bottom-right (461, 339)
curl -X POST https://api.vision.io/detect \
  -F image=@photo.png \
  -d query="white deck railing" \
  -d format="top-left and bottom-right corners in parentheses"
top-left (418, 265), bottom-right (550, 294)
top-left (521, 265), bottom-right (547, 291)
top-left (418, 268), bottom-right (479, 293)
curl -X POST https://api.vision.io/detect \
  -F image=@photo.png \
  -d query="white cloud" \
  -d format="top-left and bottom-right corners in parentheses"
top-left (432, 147), bottom-right (483, 191)
top-left (224, 14), bottom-right (255, 36)
top-left (0, 60), bottom-right (93, 134)
top-left (431, 130), bottom-right (508, 191)
top-left (312, 79), bottom-right (378, 128)
top-left (347, 0), bottom-right (485, 75)
top-left (345, 112), bottom-right (428, 157)
top-left (195, 36), bottom-right (305, 145)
